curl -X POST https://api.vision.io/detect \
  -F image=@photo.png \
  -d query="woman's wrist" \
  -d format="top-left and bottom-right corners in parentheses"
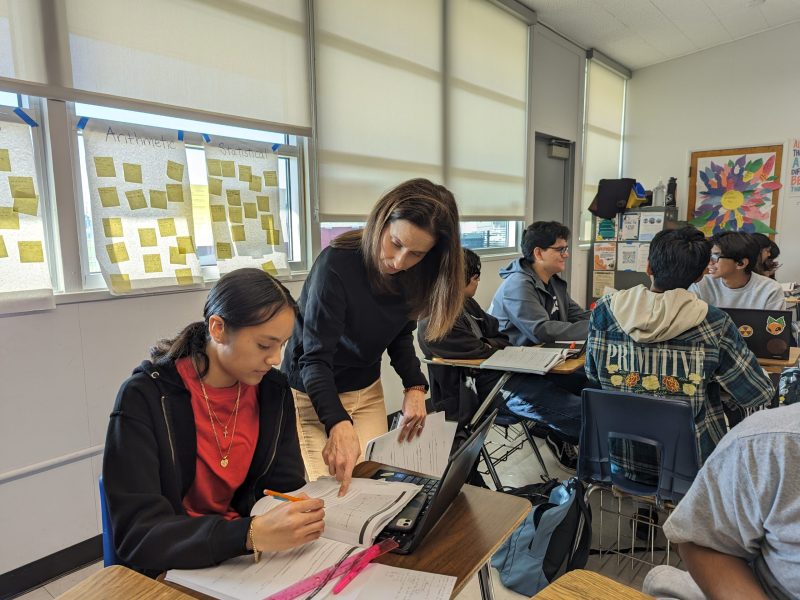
top-left (403, 384), bottom-right (427, 394)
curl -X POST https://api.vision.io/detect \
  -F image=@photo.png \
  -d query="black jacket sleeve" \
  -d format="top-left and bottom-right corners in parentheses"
top-left (386, 320), bottom-right (428, 388)
top-left (418, 299), bottom-right (508, 360)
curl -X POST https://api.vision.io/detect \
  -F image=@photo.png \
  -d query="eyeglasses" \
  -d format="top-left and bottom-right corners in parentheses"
top-left (548, 246), bottom-right (570, 256)
top-left (709, 253), bottom-right (733, 263)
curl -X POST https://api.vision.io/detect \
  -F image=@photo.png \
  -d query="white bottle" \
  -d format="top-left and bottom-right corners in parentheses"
top-left (652, 179), bottom-right (666, 206)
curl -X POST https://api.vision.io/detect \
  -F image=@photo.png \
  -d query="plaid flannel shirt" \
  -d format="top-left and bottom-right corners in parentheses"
top-left (586, 295), bottom-right (774, 483)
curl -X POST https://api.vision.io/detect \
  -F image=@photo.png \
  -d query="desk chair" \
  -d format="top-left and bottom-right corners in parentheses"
top-left (99, 475), bottom-right (118, 567)
top-left (577, 389), bottom-right (701, 571)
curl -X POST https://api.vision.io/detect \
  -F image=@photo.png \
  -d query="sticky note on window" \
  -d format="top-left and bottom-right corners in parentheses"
top-left (232, 225), bottom-right (246, 242)
top-left (138, 228), bottom-right (157, 247)
top-left (102, 217), bottom-right (124, 238)
top-left (110, 273), bottom-right (131, 293)
top-left (238, 165), bottom-right (252, 182)
top-left (93, 156), bottom-right (115, 177)
top-left (176, 236), bottom-right (194, 254)
top-left (249, 175), bottom-right (262, 192)
top-left (169, 246), bottom-right (187, 265)
top-left (9, 176), bottom-right (36, 198)
top-left (13, 196), bottom-right (38, 216)
top-left (0, 235), bottom-right (6, 258)
top-left (157, 218), bottom-right (177, 237)
top-left (210, 204), bottom-right (227, 222)
top-left (18, 241), bottom-right (44, 263)
top-left (221, 160), bottom-right (235, 177)
top-left (243, 202), bottom-right (257, 219)
top-left (149, 190), bottom-right (168, 209)
top-left (99, 187), bottom-right (120, 208)
top-left (123, 163), bottom-right (143, 184)
top-left (260, 213), bottom-right (274, 231)
top-left (266, 229), bottom-right (281, 245)
top-left (125, 189), bottom-right (147, 210)
top-left (226, 189), bottom-right (241, 206)
top-left (208, 177), bottom-right (222, 196)
top-left (216, 242), bottom-right (233, 260)
top-left (0, 149), bottom-right (11, 171)
top-left (107, 242), bottom-right (129, 263)
top-left (206, 159), bottom-right (222, 176)
top-left (256, 195), bottom-right (270, 212)
top-left (264, 170), bottom-right (279, 187)
top-left (229, 206), bottom-right (243, 224)
top-left (261, 260), bottom-right (278, 275)
top-left (167, 160), bottom-right (184, 182)
top-left (0, 207), bottom-right (20, 230)
top-left (175, 268), bottom-right (194, 286)
top-left (143, 254), bottom-right (163, 273)
top-left (166, 184), bottom-right (184, 203)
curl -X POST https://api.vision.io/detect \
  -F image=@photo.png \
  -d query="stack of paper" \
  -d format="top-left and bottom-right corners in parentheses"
top-left (480, 345), bottom-right (568, 375)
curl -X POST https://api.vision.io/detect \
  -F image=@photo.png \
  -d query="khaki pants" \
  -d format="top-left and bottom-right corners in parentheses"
top-left (293, 379), bottom-right (388, 481)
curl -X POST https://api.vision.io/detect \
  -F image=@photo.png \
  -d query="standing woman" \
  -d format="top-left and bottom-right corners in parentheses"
top-left (283, 178), bottom-right (463, 493)
top-left (103, 269), bottom-right (323, 576)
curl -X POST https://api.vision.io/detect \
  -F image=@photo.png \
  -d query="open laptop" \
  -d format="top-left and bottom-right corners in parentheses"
top-left (373, 408), bottom-right (498, 554)
top-left (722, 308), bottom-right (793, 360)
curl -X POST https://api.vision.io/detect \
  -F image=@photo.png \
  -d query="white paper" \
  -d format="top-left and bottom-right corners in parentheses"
top-left (635, 243), bottom-right (650, 273)
top-left (620, 213), bottom-right (640, 240)
top-left (638, 212), bottom-right (664, 242)
top-left (364, 411), bottom-right (457, 479)
top-left (617, 242), bottom-right (638, 271)
top-left (480, 345), bottom-right (567, 375)
top-left (593, 242), bottom-right (616, 270)
top-left (344, 563), bottom-right (456, 600)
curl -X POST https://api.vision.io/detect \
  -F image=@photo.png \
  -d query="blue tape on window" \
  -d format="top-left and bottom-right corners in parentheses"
top-left (271, 143), bottom-right (281, 152)
top-left (76, 116), bottom-right (89, 130)
top-left (202, 133), bottom-right (210, 142)
top-left (14, 108), bottom-right (38, 127)
top-left (177, 130), bottom-right (184, 141)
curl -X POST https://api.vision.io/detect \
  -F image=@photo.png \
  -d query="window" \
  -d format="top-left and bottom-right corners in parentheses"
top-left (460, 221), bottom-right (522, 251)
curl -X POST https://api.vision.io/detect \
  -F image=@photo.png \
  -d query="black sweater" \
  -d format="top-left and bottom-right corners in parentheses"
top-left (102, 360), bottom-right (305, 576)
top-left (418, 297), bottom-right (511, 360)
top-left (282, 247), bottom-right (427, 432)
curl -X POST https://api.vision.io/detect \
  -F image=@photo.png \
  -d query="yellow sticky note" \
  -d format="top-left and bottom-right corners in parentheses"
top-left (169, 246), bottom-right (187, 265)
top-left (143, 254), bottom-right (163, 273)
top-left (210, 204), bottom-right (227, 222)
top-left (102, 217), bottom-right (123, 238)
top-left (226, 189), bottom-right (241, 206)
top-left (256, 195), bottom-right (270, 212)
top-left (13, 196), bottom-right (38, 216)
top-left (229, 206), bottom-right (243, 224)
top-left (208, 177), bottom-right (222, 196)
top-left (238, 165), bottom-right (252, 182)
top-left (0, 149), bottom-right (11, 171)
top-left (0, 207), bottom-right (20, 229)
top-left (109, 273), bottom-right (131, 293)
top-left (176, 236), bottom-right (194, 254)
top-left (232, 225), bottom-right (246, 242)
top-left (261, 260), bottom-right (278, 275)
top-left (149, 190), bottom-right (168, 209)
top-left (206, 159), bottom-right (222, 176)
top-left (107, 242), bottom-right (129, 263)
top-left (166, 160), bottom-right (184, 182)
top-left (18, 241), bottom-right (44, 263)
top-left (216, 242), bottom-right (233, 260)
top-left (123, 163), bottom-right (143, 184)
top-left (244, 202), bottom-right (257, 219)
top-left (175, 268), bottom-right (194, 286)
top-left (99, 187), bottom-right (120, 208)
top-left (138, 228), bottom-right (158, 247)
top-left (266, 229), bottom-right (281, 245)
top-left (157, 218), bottom-right (177, 237)
top-left (9, 176), bottom-right (36, 198)
top-left (221, 160), bottom-right (235, 177)
top-left (264, 170), bottom-right (279, 187)
top-left (249, 175), bottom-right (262, 192)
top-left (0, 235), bottom-right (7, 258)
top-left (93, 156), bottom-right (115, 177)
top-left (125, 189), bottom-right (147, 210)
top-left (166, 184), bottom-right (184, 203)
top-left (260, 213), bottom-right (274, 231)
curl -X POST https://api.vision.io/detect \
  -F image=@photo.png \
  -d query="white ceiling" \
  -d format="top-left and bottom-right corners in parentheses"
top-left (519, 0), bottom-right (800, 70)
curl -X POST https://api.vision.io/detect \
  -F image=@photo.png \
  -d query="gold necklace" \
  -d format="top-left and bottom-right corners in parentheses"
top-left (207, 394), bottom-right (240, 439)
top-left (194, 364), bottom-right (241, 468)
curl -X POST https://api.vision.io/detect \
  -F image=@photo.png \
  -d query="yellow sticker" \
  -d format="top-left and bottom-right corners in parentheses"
top-left (138, 228), bottom-right (158, 247)
top-left (208, 177), bottom-right (223, 197)
top-left (176, 236), bottom-right (194, 254)
top-left (256, 195), bottom-right (270, 212)
top-left (149, 190), bottom-right (168, 209)
top-left (102, 217), bottom-right (124, 238)
top-left (109, 273), bottom-right (131, 293)
top-left (8, 176), bottom-right (36, 198)
top-left (210, 204), bottom-right (227, 222)
top-left (0, 207), bottom-right (20, 229)
top-left (18, 241), bottom-right (44, 263)
top-left (216, 242), bottom-right (233, 260)
top-left (169, 246), bottom-right (187, 265)
top-left (0, 235), bottom-right (6, 258)
top-left (229, 206), bottom-right (243, 224)
top-left (93, 156), bottom-right (116, 177)
top-left (206, 158), bottom-right (222, 176)
top-left (261, 260), bottom-right (278, 275)
top-left (249, 175), bottom-right (262, 192)
top-left (0, 149), bottom-right (11, 171)
top-left (166, 183), bottom-right (184, 203)
top-left (143, 254), bottom-right (163, 273)
top-left (123, 163), bottom-right (143, 184)
top-left (175, 268), bottom-right (194, 286)
top-left (264, 170), bottom-right (279, 187)
top-left (99, 187), bottom-right (120, 208)
top-left (157, 217), bottom-right (177, 237)
top-left (166, 160), bottom-right (184, 182)
top-left (125, 189), bottom-right (148, 210)
top-left (232, 225), bottom-right (246, 242)
top-left (13, 196), bottom-right (38, 217)
top-left (107, 241), bottom-right (129, 263)
top-left (221, 160), bottom-right (235, 177)
top-left (260, 213), bottom-right (274, 231)
top-left (243, 202), bottom-right (257, 219)
top-left (226, 189), bottom-right (241, 206)
top-left (238, 164), bottom-right (252, 182)
top-left (266, 229), bottom-right (281, 245)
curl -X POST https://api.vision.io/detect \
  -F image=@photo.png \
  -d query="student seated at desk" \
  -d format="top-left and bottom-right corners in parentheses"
top-left (103, 269), bottom-right (322, 576)
top-left (751, 232), bottom-right (781, 280)
top-left (586, 227), bottom-right (774, 485)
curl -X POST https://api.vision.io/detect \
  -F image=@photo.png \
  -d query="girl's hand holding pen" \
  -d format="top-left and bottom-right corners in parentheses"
top-left (249, 492), bottom-right (325, 552)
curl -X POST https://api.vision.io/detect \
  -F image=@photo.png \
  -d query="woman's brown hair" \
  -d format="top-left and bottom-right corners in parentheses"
top-left (331, 178), bottom-right (463, 341)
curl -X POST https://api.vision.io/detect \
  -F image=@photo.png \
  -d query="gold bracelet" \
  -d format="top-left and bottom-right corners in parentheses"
top-left (248, 519), bottom-right (261, 563)
top-left (403, 384), bottom-right (427, 394)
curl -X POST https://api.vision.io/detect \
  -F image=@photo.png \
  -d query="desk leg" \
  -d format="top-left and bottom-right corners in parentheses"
top-left (477, 562), bottom-right (495, 600)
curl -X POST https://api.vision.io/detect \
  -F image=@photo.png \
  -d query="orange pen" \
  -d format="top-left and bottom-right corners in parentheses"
top-left (264, 489), bottom-right (304, 502)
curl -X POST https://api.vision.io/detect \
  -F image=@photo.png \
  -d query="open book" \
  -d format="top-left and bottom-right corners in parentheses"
top-left (480, 345), bottom-right (569, 375)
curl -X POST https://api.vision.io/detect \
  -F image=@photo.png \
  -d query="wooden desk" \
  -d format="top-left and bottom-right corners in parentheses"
top-left (356, 461), bottom-right (530, 600)
top-left (758, 346), bottom-right (800, 372)
top-left (431, 354), bottom-right (585, 375)
top-left (56, 565), bottom-right (194, 600)
top-left (533, 569), bottom-right (653, 600)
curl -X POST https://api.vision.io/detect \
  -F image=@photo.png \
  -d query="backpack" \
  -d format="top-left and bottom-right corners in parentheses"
top-left (491, 478), bottom-right (591, 596)
top-left (779, 367), bottom-right (800, 405)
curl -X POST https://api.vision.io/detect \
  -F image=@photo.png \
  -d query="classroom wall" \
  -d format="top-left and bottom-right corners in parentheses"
top-left (624, 21), bottom-right (800, 284)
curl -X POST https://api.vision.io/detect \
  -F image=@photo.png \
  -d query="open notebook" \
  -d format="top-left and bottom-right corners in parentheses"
top-left (480, 345), bottom-right (570, 375)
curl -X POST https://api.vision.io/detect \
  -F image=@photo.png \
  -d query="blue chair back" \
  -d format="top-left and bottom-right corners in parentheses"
top-left (99, 475), bottom-right (118, 566)
top-left (577, 388), bottom-right (701, 504)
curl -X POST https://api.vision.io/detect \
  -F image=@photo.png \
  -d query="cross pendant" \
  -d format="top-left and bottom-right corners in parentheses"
top-left (223, 427), bottom-right (228, 438)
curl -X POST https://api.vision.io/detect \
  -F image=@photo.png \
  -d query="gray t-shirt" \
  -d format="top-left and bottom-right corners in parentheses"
top-left (689, 272), bottom-right (786, 310)
top-left (663, 404), bottom-right (800, 600)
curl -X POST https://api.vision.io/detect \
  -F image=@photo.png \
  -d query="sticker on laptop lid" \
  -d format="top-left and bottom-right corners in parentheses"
top-left (738, 324), bottom-right (754, 338)
top-left (766, 316), bottom-right (786, 335)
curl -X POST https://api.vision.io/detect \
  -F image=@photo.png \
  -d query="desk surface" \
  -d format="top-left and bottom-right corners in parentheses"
top-left (758, 346), bottom-right (800, 369)
top-left (784, 297), bottom-right (800, 304)
top-left (431, 355), bottom-right (585, 375)
top-left (57, 565), bottom-right (194, 600)
top-left (533, 569), bottom-right (653, 600)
